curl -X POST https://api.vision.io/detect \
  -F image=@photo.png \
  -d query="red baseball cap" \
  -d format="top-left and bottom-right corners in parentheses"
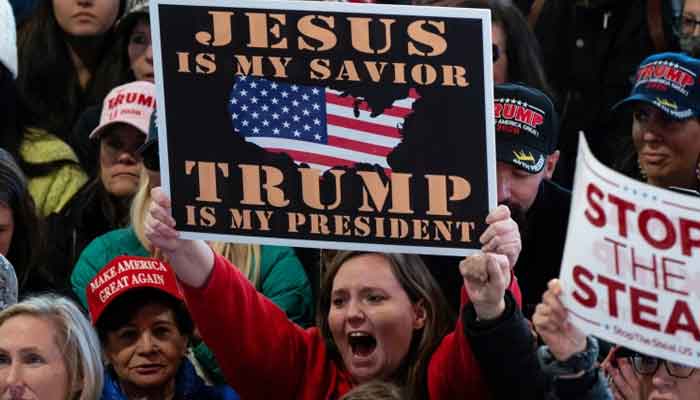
top-left (86, 256), bottom-right (183, 325)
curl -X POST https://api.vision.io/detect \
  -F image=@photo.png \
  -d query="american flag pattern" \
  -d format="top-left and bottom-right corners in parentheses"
top-left (228, 75), bottom-right (417, 172)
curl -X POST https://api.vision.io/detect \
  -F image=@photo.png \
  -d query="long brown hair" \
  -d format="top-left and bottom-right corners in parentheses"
top-left (17, 0), bottom-right (125, 141)
top-left (317, 251), bottom-right (453, 400)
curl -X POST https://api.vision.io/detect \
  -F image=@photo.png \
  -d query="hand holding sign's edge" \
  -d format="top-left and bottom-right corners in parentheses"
top-left (145, 187), bottom-right (214, 288)
top-left (533, 279), bottom-right (587, 362)
top-left (479, 205), bottom-right (521, 269)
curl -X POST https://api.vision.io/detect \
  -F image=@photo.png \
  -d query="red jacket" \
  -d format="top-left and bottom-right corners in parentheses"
top-left (181, 254), bottom-right (522, 399)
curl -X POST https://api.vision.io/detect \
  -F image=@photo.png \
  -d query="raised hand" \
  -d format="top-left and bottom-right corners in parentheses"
top-left (479, 205), bottom-right (521, 268)
top-left (144, 187), bottom-right (180, 256)
top-left (460, 252), bottom-right (510, 320)
top-left (144, 187), bottom-right (214, 288)
top-left (532, 279), bottom-right (586, 361)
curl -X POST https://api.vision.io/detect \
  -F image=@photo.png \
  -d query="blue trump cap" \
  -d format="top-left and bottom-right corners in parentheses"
top-left (614, 52), bottom-right (700, 119)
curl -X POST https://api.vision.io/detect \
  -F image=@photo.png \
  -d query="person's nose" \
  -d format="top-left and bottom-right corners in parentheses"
top-left (117, 148), bottom-right (139, 165)
top-left (145, 44), bottom-right (153, 63)
top-left (3, 363), bottom-right (26, 396)
top-left (76, 0), bottom-right (94, 8)
top-left (136, 332), bottom-right (158, 355)
top-left (651, 363), bottom-right (675, 391)
top-left (641, 126), bottom-right (663, 143)
top-left (346, 299), bottom-right (366, 325)
top-left (638, 115), bottom-right (664, 143)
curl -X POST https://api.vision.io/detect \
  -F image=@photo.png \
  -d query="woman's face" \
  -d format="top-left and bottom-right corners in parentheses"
top-left (104, 303), bottom-right (187, 392)
top-left (52, 0), bottom-right (120, 37)
top-left (128, 17), bottom-right (154, 82)
top-left (632, 103), bottom-right (700, 188)
top-left (0, 203), bottom-right (13, 257)
top-left (328, 254), bottom-right (426, 384)
top-left (0, 315), bottom-right (70, 400)
top-left (492, 22), bottom-right (508, 84)
top-left (99, 124), bottom-right (144, 197)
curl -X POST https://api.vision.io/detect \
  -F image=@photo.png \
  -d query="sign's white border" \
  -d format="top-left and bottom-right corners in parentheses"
top-left (150, 0), bottom-right (495, 255)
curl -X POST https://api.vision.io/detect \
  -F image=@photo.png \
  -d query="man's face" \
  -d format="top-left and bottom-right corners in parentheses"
top-left (496, 151), bottom-right (559, 213)
top-left (680, 0), bottom-right (700, 56)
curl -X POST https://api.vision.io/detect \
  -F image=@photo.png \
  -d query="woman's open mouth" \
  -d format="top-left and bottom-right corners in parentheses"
top-left (348, 331), bottom-right (377, 358)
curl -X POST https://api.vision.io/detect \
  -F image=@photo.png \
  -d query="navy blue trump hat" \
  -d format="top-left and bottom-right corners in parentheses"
top-left (494, 83), bottom-right (559, 174)
top-left (614, 52), bottom-right (700, 119)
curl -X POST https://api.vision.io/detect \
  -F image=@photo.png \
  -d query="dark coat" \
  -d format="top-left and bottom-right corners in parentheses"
top-left (463, 291), bottom-right (611, 400)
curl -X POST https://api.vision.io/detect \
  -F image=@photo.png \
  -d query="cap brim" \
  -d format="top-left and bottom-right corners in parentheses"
top-left (613, 94), bottom-right (698, 120)
top-left (89, 120), bottom-right (147, 140)
top-left (496, 137), bottom-right (547, 174)
top-left (92, 285), bottom-right (182, 325)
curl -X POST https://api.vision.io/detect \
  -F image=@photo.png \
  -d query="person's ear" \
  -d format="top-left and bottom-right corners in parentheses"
top-left (544, 150), bottom-right (560, 180)
top-left (412, 299), bottom-right (427, 330)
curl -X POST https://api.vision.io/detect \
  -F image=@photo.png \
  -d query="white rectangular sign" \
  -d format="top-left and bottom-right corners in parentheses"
top-left (560, 134), bottom-right (700, 367)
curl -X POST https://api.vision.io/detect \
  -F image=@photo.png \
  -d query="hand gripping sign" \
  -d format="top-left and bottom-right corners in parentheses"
top-left (560, 135), bottom-right (700, 367)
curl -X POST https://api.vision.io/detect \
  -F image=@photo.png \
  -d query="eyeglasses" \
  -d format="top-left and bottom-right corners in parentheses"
top-left (631, 355), bottom-right (696, 379)
top-left (676, 14), bottom-right (700, 34)
top-left (492, 44), bottom-right (500, 62)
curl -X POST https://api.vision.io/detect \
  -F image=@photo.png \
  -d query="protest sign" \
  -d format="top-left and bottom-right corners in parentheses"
top-left (150, 0), bottom-right (496, 255)
top-left (560, 134), bottom-right (700, 367)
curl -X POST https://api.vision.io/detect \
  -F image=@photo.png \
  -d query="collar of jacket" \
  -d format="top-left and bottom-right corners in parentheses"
top-left (102, 357), bottom-right (205, 400)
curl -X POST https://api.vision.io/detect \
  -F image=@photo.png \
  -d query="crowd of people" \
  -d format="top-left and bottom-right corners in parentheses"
top-left (0, 0), bottom-right (699, 398)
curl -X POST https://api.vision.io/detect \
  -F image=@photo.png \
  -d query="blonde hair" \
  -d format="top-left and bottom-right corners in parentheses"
top-left (0, 294), bottom-right (103, 400)
top-left (130, 170), bottom-right (262, 288)
top-left (209, 242), bottom-right (262, 289)
top-left (130, 168), bottom-right (152, 251)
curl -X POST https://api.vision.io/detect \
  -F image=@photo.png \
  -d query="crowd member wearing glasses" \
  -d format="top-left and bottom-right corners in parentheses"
top-left (678, 0), bottom-right (700, 57)
top-left (601, 346), bottom-right (698, 400)
top-left (47, 81), bottom-right (154, 294)
top-left (533, 256), bottom-right (698, 400)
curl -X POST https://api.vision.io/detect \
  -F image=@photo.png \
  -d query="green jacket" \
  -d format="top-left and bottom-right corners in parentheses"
top-left (20, 127), bottom-right (88, 216)
top-left (71, 227), bottom-right (314, 384)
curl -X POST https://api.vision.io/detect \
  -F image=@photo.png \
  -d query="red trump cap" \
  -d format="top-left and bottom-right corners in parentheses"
top-left (86, 255), bottom-right (183, 325)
